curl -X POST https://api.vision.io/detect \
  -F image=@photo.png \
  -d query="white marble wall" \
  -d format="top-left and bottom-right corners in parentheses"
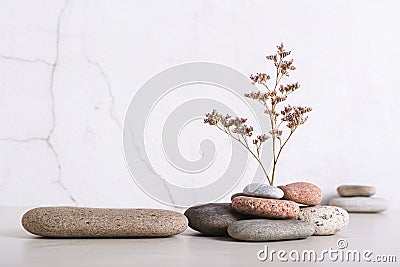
top-left (1, 0), bottom-right (399, 209)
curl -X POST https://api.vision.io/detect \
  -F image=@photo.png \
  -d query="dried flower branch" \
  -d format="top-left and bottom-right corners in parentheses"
top-left (205, 43), bottom-right (312, 185)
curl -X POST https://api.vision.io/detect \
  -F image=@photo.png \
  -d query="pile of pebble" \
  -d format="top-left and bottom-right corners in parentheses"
top-left (184, 182), bottom-right (350, 241)
top-left (21, 182), bottom-right (353, 242)
top-left (329, 185), bottom-right (388, 213)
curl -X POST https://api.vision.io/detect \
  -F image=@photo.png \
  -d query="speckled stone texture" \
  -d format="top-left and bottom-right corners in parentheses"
top-left (22, 207), bottom-right (188, 237)
top-left (337, 185), bottom-right (376, 197)
top-left (227, 219), bottom-right (314, 241)
top-left (278, 182), bottom-right (322, 206)
top-left (184, 203), bottom-right (250, 236)
top-left (243, 183), bottom-right (284, 199)
top-left (329, 197), bottom-right (388, 213)
top-left (231, 196), bottom-right (299, 219)
top-left (298, 206), bottom-right (349, 235)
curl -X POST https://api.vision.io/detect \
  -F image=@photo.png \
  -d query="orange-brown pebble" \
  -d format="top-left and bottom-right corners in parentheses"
top-left (231, 196), bottom-right (299, 219)
top-left (278, 182), bottom-right (322, 206)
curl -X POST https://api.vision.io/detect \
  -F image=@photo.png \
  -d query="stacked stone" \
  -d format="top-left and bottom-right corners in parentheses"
top-left (21, 185), bottom-right (371, 240)
top-left (185, 182), bottom-right (350, 241)
top-left (329, 185), bottom-right (388, 213)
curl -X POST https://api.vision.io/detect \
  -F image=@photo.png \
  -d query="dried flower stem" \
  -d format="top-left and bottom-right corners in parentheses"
top-left (205, 43), bottom-right (312, 186)
top-left (214, 123), bottom-right (272, 184)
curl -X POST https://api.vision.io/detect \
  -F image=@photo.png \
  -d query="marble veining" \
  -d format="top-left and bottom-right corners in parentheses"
top-left (0, 0), bottom-right (75, 205)
top-left (86, 57), bottom-right (122, 129)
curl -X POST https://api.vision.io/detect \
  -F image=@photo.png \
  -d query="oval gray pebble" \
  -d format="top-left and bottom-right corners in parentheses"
top-left (328, 197), bottom-right (388, 213)
top-left (22, 207), bottom-right (188, 237)
top-left (227, 219), bottom-right (314, 241)
top-left (298, 206), bottom-right (349, 235)
top-left (243, 183), bottom-right (284, 199)
top-left (184, 203), bottom-right (249, 236)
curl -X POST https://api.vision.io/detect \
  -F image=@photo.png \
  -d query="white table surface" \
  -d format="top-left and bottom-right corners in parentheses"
top-left (0, 207), bottom-right (398, 267)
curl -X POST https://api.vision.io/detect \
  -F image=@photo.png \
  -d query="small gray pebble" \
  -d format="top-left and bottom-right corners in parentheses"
top-left (243, 183), bottom-right (284, 199)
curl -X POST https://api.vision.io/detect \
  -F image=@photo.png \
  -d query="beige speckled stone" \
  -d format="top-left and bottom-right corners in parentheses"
top-left (22, 207), bottom-right (188, 237)
top-left (278, 182), bottom-right (322, 206)
top-left (337, 185), bottom-right (375, 197)
top-left (298, 205), bottom-right (349, 235)
top-left (231, 196), bottom-right (299, 219)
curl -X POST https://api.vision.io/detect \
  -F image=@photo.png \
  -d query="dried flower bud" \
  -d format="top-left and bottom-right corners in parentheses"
top-left (278, 82), bottom-right (300, 96)
top-left (257, 134), bottom-right (270, 143)
top-left (204, 109), bottom-right (218, 125)
top-left (269, 128), bottom-right (283, 137)
top-left (277, 42), bottom-right (285, 52)
top-left (281, 105), bottom-right (312, 130)
top-left (244, 91), bottom-right (271, 102)
top-left (279, 51), bottom-right (291, 58)
top-left (232, 124), bottom-right (253, 137)
top-left (278, 59), bottom-right (295, 77)
top-left (266, 54), bottom-right (278, 62)
top-left (250, 73), bottom-right (271, 84)
top-left (205, 109), bottom-right (255, 137)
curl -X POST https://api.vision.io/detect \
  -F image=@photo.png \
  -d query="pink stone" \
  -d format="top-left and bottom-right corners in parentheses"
top-left (278, 182), bottom-right (322, 206)
top-left (231, 196), bottom-right (299, 219)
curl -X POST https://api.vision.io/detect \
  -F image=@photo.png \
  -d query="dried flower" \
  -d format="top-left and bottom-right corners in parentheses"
top-left (257, 134), bottom-right (270, 143)
top-left (205, 43), bottom-right (312, 185)
top-left (266, 54), bottom-right (278, 62)
top-left (232, 124), bottom-right (253, 137)
top-left (279, 82), bottom-right (300, 95)
top-left (250, 73), bottom-right (271, 84)
top-left (253, 134), bottom-right (270, 145)
top-left (205, 109), bottom-right (253, 137)
top-left (281, 105), bottom-right (313, 130)
top-left (269, 128), bottom-right (283, 137)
